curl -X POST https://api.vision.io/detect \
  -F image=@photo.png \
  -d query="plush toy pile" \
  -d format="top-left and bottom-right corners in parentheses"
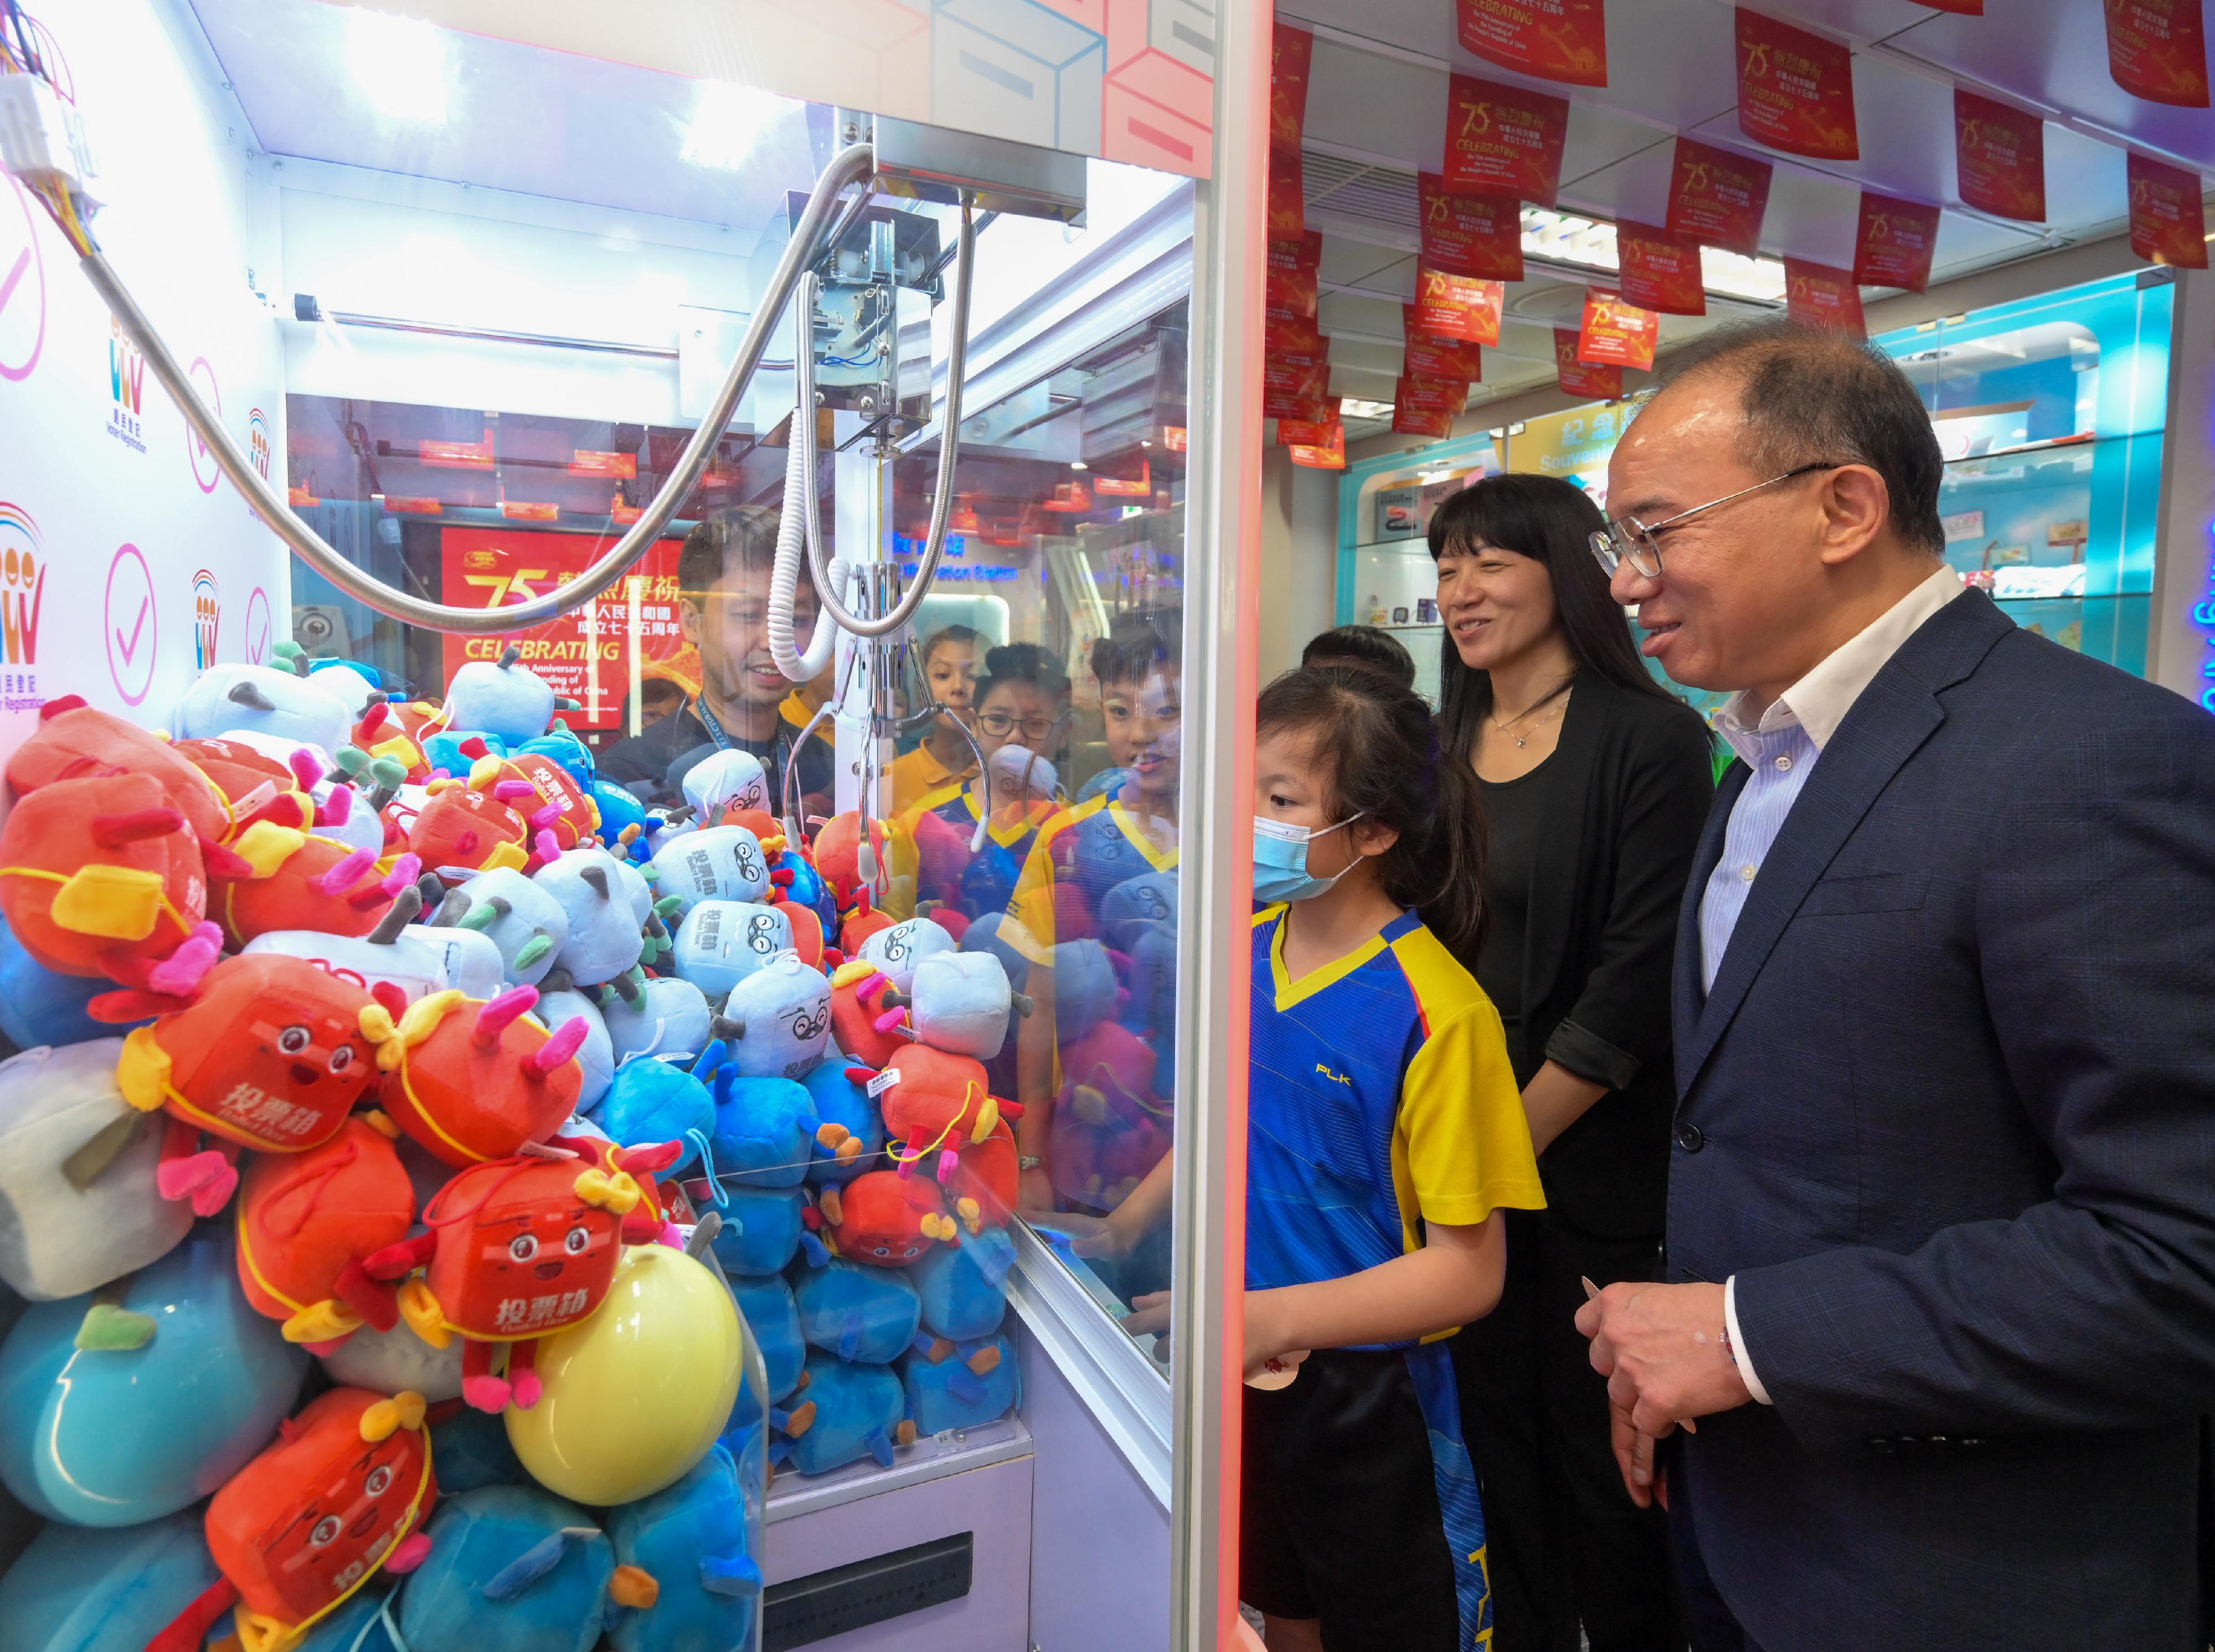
top-left (0, 646), bottom-right (1023, 1652)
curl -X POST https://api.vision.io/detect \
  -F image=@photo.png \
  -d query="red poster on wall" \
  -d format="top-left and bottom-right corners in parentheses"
top-left (1665, 138), bottom-right (1774, 255)
top-left (1443, 74), bottom-right (1571, 205)
top-left (1616, 220), bottom-right (1707, 316)
top-left (1268, 153), bottom-right (1306, 238)
top-left (2104, 0), bottom-right (2211, 107)
top-left (1555, 328), bottom-right (1623, 398)
top-left (1405, 337), bottom-right (1484, 382)
top-left (1272, 22), bottom-right (1316, 150)
top-left (1419, 173), bottom-right (1526, 281)
top-left (1455, 0), bottom-right (1608, 87)
top-left (2128, 151), bottom-right (2211, 266)
top-left (1736, 7), bottom-right (1860, 159)
top-left (1783, 258), bottom-right (1867, 336)
top-left (1413, 265), bottom-right (1506, 345)
top-left (1954, 89), bottom-right (2046, 222)
top-left (1577, 290), bottom-right (1660, 371)
top-left (1852, 191), bottom-right (1943, 292)
top-left (441, 527), bottom-right (687, 729)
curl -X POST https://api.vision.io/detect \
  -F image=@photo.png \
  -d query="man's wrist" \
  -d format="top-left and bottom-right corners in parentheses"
top-left (1722, 1275), bottom-right (1774, 1406)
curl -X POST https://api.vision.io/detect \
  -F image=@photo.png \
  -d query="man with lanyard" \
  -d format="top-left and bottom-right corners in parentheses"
top-left (600, 506), bottom-right (836, 818)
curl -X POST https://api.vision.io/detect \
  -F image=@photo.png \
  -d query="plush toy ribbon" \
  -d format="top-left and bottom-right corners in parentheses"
top-left (0, 862), bottom-right (195, 942)
top-left (360, 988), bottom-right (463, 1072)
top-left (574, 1166), bottom-right (642, 1215)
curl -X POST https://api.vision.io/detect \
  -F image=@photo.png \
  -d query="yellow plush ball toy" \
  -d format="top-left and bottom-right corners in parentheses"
top-left (506, 1242), bottom-right (743, 1505)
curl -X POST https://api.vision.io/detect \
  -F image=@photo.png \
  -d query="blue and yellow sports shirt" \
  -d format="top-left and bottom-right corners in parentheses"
top-left (1248, 905), bottom-right (1543, 1336)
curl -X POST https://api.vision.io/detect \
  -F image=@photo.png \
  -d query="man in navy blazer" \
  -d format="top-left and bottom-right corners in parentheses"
top-left (1574, 320), bottom-right (2215, 1650)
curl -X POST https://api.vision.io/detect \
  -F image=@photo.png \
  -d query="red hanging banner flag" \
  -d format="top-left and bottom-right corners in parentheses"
top-left (1276, 413), bottom-right (1342, 447)
top-left (1665, 137), bottom-right (1774, 255)
top-left (1443, 74), bottom-right (1571, 205)
top-left (1455, 0), bottom-right (1608, 88)
top-left (1397, 376), bottom-right (1470, 418)
top-left (1953, 89), bottom-right (2046, 222)
top-left (1268, 153), bottom-right (1306, 238)
top-left (1852, 191), bottom-right (1943, 292)
top-left (2104, 0), bottom-right (2210, 107)
top-left (1266, 314), bottom-right (1327, 358)
top-left (1393, 404), bottom-right (1457, 439)
top-left (1405, 337), bottom-right (1484, 383)
top-left (1419, 173), bottom-right (1526, 281)
top-left (1266, 231), bottom-right (1322, 322)
top-left (1403, 304), bottom-right (1452, 347)
top-left (1289, 424), bottom-right (1348, 470)
top-left (1616, 220), bottom-right (1707, 316)
top-left (1413, 266), bottom-right (1505, 346)
top-left (1577, 290), bottom-right (1659, 371)
top-left (1735, 8), bottom-right (1860, 159)
top-left (1783, 258), bottom-right (1867, 336)
top-left (1272, 23), bottom-right (1316, 151)
top-left (2128, 151), bottom-right (2211, 266)
top-left (1554, 328), bottom-right (1623, 399)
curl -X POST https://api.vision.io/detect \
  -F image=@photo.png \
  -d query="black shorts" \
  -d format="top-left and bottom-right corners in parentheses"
top-left (1240, 1347), bottom-right (1465, 1652)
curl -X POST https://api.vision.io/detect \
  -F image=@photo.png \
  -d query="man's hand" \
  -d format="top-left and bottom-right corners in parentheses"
top-left (1575, 1281), bottom-right (1753, 1507)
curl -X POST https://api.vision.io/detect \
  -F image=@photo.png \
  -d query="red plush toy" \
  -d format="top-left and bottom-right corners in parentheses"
top-left (812, 1167), bottom-right (957, 1263)
top-left (349, 697), bottom-right (431, 781)
top-left (212, 828), bottom-right (411, 948)
top-left (146, 1386), bottom-right (436, 1652)
top-left (235, 1115), bottom-right (416, 1347)
top-left (826, 959), bottom-right (905, 1069)
top-left (942, 1118), bottom-right (1018, 1233)
top-left (405, 779), bottom-right (530, 876)
top-left (774, 898), bottom-right (826, 969)
top-left (106, 952), bottom-right (388, 1214)
top-left (366, 1151), bottom-right (640, 1411)
top-left (812, 811), bottom-right (887, 914)
top-left (874, 1042), bottom-right (1011, 1156)
top-left (6, 698), bottom-right (231, 846)
top-left (0, 773), bottom-right (215, 981)
top-left (370, 985), bottom-right (589, 1167)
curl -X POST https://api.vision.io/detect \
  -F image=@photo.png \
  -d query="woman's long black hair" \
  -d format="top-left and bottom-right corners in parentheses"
top-left (1257, 665), bottom-right (1488, 967)
top-left (1427, 472), bottom-right (1669, 765)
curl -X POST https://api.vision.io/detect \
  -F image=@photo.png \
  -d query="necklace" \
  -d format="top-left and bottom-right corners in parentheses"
top-left (1489, 678), bottom-right (1575, 749)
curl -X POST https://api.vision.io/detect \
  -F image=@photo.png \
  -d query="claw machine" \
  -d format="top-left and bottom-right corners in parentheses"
top-left (0, 0), bottom-right (1271, 1647)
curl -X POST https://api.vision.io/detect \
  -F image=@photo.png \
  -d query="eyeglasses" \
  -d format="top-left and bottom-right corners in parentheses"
top-left (1588, 462), bottom-right (1846, 579)
top-left (977, 710), bottom-right (1065, 740)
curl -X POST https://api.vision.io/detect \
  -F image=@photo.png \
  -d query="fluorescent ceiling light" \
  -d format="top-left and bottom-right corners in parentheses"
top-left (1341, 397), bottom-right (1394, 419)
top-left (349, 10), bottom-right (450, 126)
top-left (682, 83), bottom-right (788, 172)
top-left (1521, 208), bottom-right (1786, 304)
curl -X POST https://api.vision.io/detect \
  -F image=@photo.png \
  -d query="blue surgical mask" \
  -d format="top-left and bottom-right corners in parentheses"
top-left (1253, 813), bottom-right (1366, 904)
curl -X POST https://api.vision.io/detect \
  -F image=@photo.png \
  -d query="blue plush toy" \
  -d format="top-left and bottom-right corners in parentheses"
top-left (707, 1071), bottom-right (817, 1189)
top-left (296, 1588), bottom-right (408, 1651)
top-left (776, 855), bottom-right (837, 938)
top-left (0, 1225), bottom-right (307, 1525)
top-left (516, 727), bottom-right (597, 788)
top-left (801, 1059), bottom-right (884, 1187)
top-left (601, 974), bottom-right (714, 1067)
top-left (430, 1404), bottom-right (527, 1495)
top-left (534, 848), bottom-right (647, 986)
top-left (709, 1186), bottom-right (812, 1277)
top-left (1048, 938), bottom-right (1121, 1043)
top-left (604, 1445), bottom-right (763, 1652)
top-left (1097, 868), bottom-right (1178, 953)
top-left (592, 1054), bottom-right (717, 1181)
top-left (444, 649), bottom-right (558, 746)
top-left (0, 1506), bottom-right (220, 1652)
top-left (592, 780), bottom-right (650, 857)
top-left (959, 910), bottom-right (1031, 994)
top-left (793, 1257), bottom-right (923, 1365)
top-left (423, 728), bottom-right (506, 777)
top-left (0, 914), bottom-right (150, 1048)
top-left (910, 1224), bottom-right (1017, 1342)
top-left (173, 662), bottom-right (353, 751)
top-left (649, 826), bottom-right (772, 918)
top-left (537, 983), bottom-right (615, 1109)
top-left (781, 1352), bottom-right (909, 1475)
top-left (903, 1331), bottom-right (1020, 1437)
top-left (728, 1273), bottom-right (805, 1402)
top-left (718, 952), bottom-right (833, 1081)
top-left (442, 866), bottom-right (567, 986)
top-left (672, 900), bottom-right (792, 999)
top-left (397, 1485), bottom-right (615, 1652)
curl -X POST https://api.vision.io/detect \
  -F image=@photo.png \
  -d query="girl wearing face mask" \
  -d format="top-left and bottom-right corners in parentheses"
top-left (1430, 473), bottom-right (1714, 1652)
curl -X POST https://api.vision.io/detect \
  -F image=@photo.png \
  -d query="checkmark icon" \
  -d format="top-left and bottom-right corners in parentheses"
top-left (0, 248), bottom-right (28, 316)
top-left (115, 597), bottom-right (149, 663)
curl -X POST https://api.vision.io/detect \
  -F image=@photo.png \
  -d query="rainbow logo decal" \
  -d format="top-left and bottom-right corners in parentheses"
top-left (248, 408), bottom-right (271, 481)
top-left (193, 568), bottom-right (220, 668)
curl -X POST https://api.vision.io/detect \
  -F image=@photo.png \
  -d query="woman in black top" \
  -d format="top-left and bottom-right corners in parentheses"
top-left (1429, 474), bottom-right (1713, 1652)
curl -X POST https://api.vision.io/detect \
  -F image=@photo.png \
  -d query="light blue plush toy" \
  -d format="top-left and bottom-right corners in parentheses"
top-left (601, 974), bottom-right (714, 1067)
top-left (592, 1055), bottom-right (716, 1181)
top-left (318, 1316), bottom-right (464, 1403)
top-left (902, 1332), bottom-right (1020, 1437)
top-left (295, 1587), bottom-right (407, 1652)
top-left (649, 826), bottom-right (772, 918)
top-left (672, 901), bottom-right (792, 999)
top-left (707, 1071), bottom-right (817, 1189)
top-left (604, 1445), bottom-right (763, 1652)
top-left (904, 950), bottom-right (1019, 1061)
top-left (680, 749), bottom-right (771, 823)
top-left (856, 916), bottom-right (957, 994)
top-left (444, 647), bottom-right (558, 746)
top-left (1048, 938), bottom-right (1121, 1043)
top-left (440, 866), bottom-right (568, 986)
top-left (0, 1506), bottom-right (220, 1652)
top-left (174, 662), bottom-right (353, 750)
top-left (958, 910), bottom-right (1031, 994)
top-left (537, 983), bottom-right (615, 1109)
top-left (780, 1353), bottom-right (908, 1475)
top-left (718, 952), bottom-right (833, 1081)
top-left (910, 1225), bottom-right (1017, 1342)
top-left (801, 1059), bottom-right (884, 1187)
top-left (534, 848), bottom-right (647, 986)
top-left (728, 1273), bottom-right (805, 1402)
top-left (396, 1485), bottom-right (614, 1652)
top-left (709, 1186), bottom-right (812, 1277)
top-left (423, 728), bottom-right (505, 778)
top-left (412, 923), bottom-right (509, 998)
top-left (793, 1257), bottom-right (923, 1365)
top-left (0, 1225), bottom-right (307, 1525)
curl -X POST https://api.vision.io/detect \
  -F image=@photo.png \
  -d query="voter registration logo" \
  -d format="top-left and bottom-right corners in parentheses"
top-left (193, 568), bottom-right (220, 668)
top-left (0, 501), bottom-right (48, 714)
top-left (247, 408), bottom-right (272, 481)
